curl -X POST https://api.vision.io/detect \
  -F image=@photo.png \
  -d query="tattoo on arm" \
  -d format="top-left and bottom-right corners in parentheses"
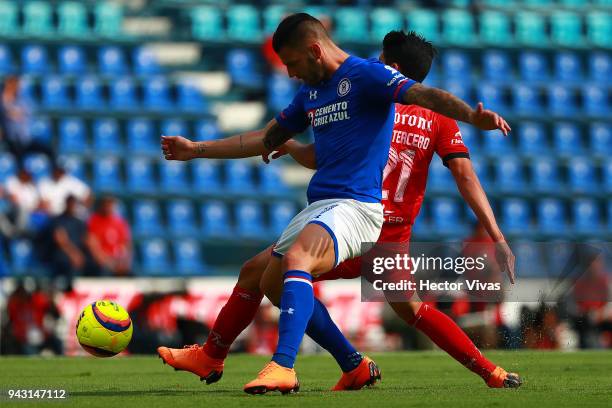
top-left (403, 84), bottom-right (473, 123)
top-left (263, 121), bottom-right (293, 151)
top-left (195, 142), bottom-right (206, 155)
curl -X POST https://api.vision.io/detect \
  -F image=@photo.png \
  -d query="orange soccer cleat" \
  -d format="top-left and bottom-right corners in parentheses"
top-left (486, 366), bottom-right (522, 389)
top-left (157, 344), bottom-right (224, 384)
top-left (332, 356), bottom-right (382, 391)
top-left (243, 361), bottom-right (300, 395)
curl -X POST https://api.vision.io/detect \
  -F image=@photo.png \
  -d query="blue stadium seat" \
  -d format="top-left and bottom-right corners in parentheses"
top-left (549, 84), bottom-right (578, 117)
top-left (95, 2), bottom-right (124, 38)
top-left (519, 51), bottom-right (548, 82)
top-left (132, 199), bottom-right (164, 237)
top-left (93, 156), bottom-right (123, 192)
top-left (537, 199), bottom-right (568, 236)
top-left (110, 77), bottom-right (137, 109)
top-left (407, 9), bottom-right (440, 43)
top-left (194, 119), bottom-right (221, 141)
top-left (174, 239), bottom-right (207, 275)
top-left (226, 161), bottom-right (254, 193)
top-left (568, 157), bottom-right (598, 193)
top-left (98, 46), bottom-right (128, 75)
top-left (93, 118), bottom-right (122, 154)
top-left (269, 201), bottom-right (297, 237)
top-left (227, 4), bottom-right (261, 42)
top-left (501, 199), bottom-right (531, 235)
top-left (470, 157), bottom-right (491, 189)
top-left (133, 47), bottom-right (160, 75)
top-left (127, 157), bottom-right (156, 193)
top-left (551, 11), bottom-right (583, 47)
top-left (160, 161), bottom-right (190, 194)
top-left (30, 117), bottom-right (52, 143)
top-left (441, 51), bottom-right (471, 80)
top-left (263, 5), bottom-right (285, 34)
top-left (477, 83), bottom-right (506, 113)
top-left (513, 84), bottom-right (544, 115)
top-left (201, 201), bottom-right (232, 237)
top-left (482, 51), bottom-right (511, 82)
top-left (42, 76), bottom-right (70, 108)
top-left (589, 52), bottom-right (611, 84)
top-left (17, 77), bottom-right (37, 106)
top-left (226, 49), bottom-right (263, 89)
top-left (427, 159), bottom-right (454, 193)
top-left (411, 205), bottom-right (431, 237)
top-left (514, 241), bottom-right (546, 278)
top-left (191, 6), bottom-right (224, 41)
top-left (480, 10), bottom-right (513, 46)
top-left (59, 155), bottom-right (85, 181)
top-left (604, 161), bottom-right (612, 192)
top-left (431, 198), bottom-right (466, 236)
top-left (590, 123), bottom-right (612, 158)
top-left (495, 157), bottom-right (526, 193)
top-left (531, 158), bottom-right (562, 193)
top-left (583, 84), bottom-right (609, 117)
top-left (167, 199), bottom-right (198, 237)
top-left (236, 200), bottom-right (266, 238)
top-left (23, 1), bottom-right (52, 37)
top-left (260, 163), bottom-right (288, 195)
top-left (21, 45), bottom-right (48, 74)
top-left (139, 239), bottom-right (170, 276)
top-left (0, 153), bottom-right (16, 182)
top-left (0, 44), bottom-right (13, 74)
top-left (573, 199), bottom-right (602, 235)
top-left (335, 7), bottom-right (368, 43)
top-left (371, 8), bottom-right (403, 42)
top-left (442, 9), bottom-right (476, 46)
top-left (192, 160), bottom-right (221, 193)
top-left (553, 122), bottom-right (584, 156)
top-left (0, 1), bottom-right (18, 37)
top-left (177, 82), bottom-right (207, 112)
top-left (457, 124), bottom-right (479, 152)
top-left (144, 76), bottom-right (171, 110)
top-left (24, 154), bottom-right (50, 181)
top-left (443, 81), bottom-right (472, 106)
top-left (58, 45), bottom-right (86, 75)
top-left (515, 11), bottom-right (548, 47)
top-left (161, 119), bottom-right (187, 139)
top-left (58, 117), bottom-right (87, 154)
top-left (58, 1), bottom-right (88, 37)
top-left (10, 239), bottom-right (35, 275)
top-left (483, 131), bottom-right (513, 155)
top-left (555, 52), bottom-right (582, 82)
top-left (127, 118), bottom-right (156, 155)
top-left (76, 76), bottom-right (104, 110)
top-left (268, 74), bottom-right (297, 112)
top-left (518, 122), bottom-right (548, 156)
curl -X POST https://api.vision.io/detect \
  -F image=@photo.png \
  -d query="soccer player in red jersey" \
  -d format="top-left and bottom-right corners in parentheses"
top-left (158, 30), bottom-right (520, 390)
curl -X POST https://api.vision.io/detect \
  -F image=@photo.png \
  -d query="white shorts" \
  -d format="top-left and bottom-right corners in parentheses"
top-left (272, 198), bottom-right (384, 267)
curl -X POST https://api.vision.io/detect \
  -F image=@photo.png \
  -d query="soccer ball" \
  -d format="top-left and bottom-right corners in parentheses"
top-left (76, 300), bottom-right (133, 357)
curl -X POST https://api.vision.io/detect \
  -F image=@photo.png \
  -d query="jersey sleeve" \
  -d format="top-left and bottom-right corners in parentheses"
top-left (274, 88), bottom-right (310, 133)
top-left (361, 59), bottom-right (416, 104)
top-left (434, 115), bottom-right (470, 167)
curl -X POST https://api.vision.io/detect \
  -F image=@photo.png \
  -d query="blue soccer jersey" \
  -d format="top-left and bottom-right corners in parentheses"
top-left (276, 56), bottom-right (415, 204)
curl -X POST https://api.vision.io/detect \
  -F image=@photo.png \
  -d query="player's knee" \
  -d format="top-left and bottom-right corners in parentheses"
top-left (259, 278), bottom-right (280, 306)
top-left (237, 257), bottom-right (263, 292)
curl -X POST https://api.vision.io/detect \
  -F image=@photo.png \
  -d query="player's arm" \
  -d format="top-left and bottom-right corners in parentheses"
top-left (263, 139), bottom-right (317, 170)
top-left (447, 158), bottom-right (516, 283)
top-left (161, 118), bottom-right (295, 161)
top-left (402, 84), bottom-right (511, 135)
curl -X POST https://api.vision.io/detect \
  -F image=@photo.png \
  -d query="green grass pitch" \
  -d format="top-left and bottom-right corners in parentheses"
top-left (1, 351), bottom-right (611, 407)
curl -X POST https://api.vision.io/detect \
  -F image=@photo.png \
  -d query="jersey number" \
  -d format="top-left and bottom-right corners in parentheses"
top-left (382, 147), bottom-right (416, 203)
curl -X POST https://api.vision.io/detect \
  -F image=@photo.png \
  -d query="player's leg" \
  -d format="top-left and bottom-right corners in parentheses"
top-left (157, 245), bottom-right (272, 383)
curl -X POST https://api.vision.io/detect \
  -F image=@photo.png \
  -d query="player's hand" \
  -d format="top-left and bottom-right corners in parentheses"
top-left (495, 240), bottom-right (516, 284)
top-left (161, 135), bottom-right (196, 161)
top-left (261, 144), bottom-right (290, 164)
top-left (471, 102), bottom-right (511, 136)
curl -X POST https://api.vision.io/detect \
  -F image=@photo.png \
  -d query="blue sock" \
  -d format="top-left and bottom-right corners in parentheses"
top-left (272, 270), bottom-right (314, 369)
top-left (306, 298), bottom-right (363, 373)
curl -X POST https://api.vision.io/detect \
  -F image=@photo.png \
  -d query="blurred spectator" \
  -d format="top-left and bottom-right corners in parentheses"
top-left (87, 196), bottom-right (132, 276)
top-left (0, 76), bottom-right (57, 170)
top-left (0, 169), bottom-right (40, 236)
top-left (38, 166), bottom-right (92, 216)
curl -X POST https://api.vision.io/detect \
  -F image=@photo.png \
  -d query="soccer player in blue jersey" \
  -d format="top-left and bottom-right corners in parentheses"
top-left (161, 13), bottom-right (511, 394)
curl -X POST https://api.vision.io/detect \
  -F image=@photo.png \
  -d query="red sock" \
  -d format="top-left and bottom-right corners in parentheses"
top-left (202, 285), bottom-right (263, 360)
top-left (411, 303), bottom-right (496, 381)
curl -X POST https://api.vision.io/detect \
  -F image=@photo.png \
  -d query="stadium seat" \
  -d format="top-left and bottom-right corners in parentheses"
top-left (441, 51), bottom-right (471, 80)
top-left (226, 161), bottom-right (254, 193)
top-left (94, 2), bottom-right (123, 37)
top-left (407, 9), bottom-right (439, 43)
top-left (427, 159), bottom-right (454, 193)
top-left (587, 11), bottom-right (612, 48)
top-left (167, 199), bottom-right (199, 237)
top-left (144, 76), bottom-right (171, 110)
top-left (551, 11), bottom-right (583, 47)
top-left (127, 157), bottom-right (156, 193)
top-left (194, 119), bottom-right (221, 142)
top-left (23, 1), bottom-right (52, 36)
top-left (30, 117), bottom-right (52, 143)
top-left (568, 157), bottom-right (598, 193)
top-left (58, 118), bottom-right (87, 154)
top-left (483, 130), bottom-right (513, 155)
top-left (174, 239), bottom-right (207, 275)
top-left (548, 85), bottom-right (578, 117)
top-left (191, 6), bottom-right (224, 41)
top-left (227, 4), bottom-right (261, 42)
top-left (59, 154), bottom-right (85, 181)
top-left (93, 156), bottom-right (123, 192)
top-left (371, 8), bottom-right (403, 42)
top-left (134, 47), bottom-right (160, 75)
top-left (24, 154), bottom-right (50, 180)
top-left (58, 45), bottom-right (86, 75)
top-left (531, 158), bottom-right (562, 193)
top-left (479, 10), bottom-right (513, 46)
top-left (335, 7), bottom-right (368, 43)
top-left (0, 1), bottom-right (17, 36)
top-left (513, 241), bottom-right (546, 278)
top-left (268, 74), bottom-right (297, 112)
top-left (161, 119), bottom-right (188, 139)
top-left (470, 156), bottom-right (491, 189)
top-left (58, 1), bottom-right (88, 37)
top-left (444, 81), bottom-right (472, 106)
top-left (519, 51), bottom-right (549, 82)
top-left (201, 201), bottom-right (232, 237)
top-left (269, 201), bottom-right (297, 237)
top-left (589, 52), bottom-right (611, 84)
top-left (93, 118), bottom-right (122, 154)
top-left (431, 198), bottom-right (466, 236)
top-left (457, 124), bottom-right (479, 152)
top-left (555, 52), bottom-right (582, 82)
top-left (42, 76), bottom-right (70, 108)
top-left (98, 46), bottom-right (128, 75)
top-left (495, 157), bottom-right (525, 193)
top-left (110, 77), bottom-right (137, 109)
top-left (513, 84), bottom-right (543, 116)
top-left (411, 205), bottom-right (431, 237)
top-left (236, 200), bottom-right (266, 238)
top-left (263, 5), bottom-right (285, 34)
top-left (260, 163), bottom-right (288, 195)
top-left (139, 239), bottom-right (170, 276)
top-left (127, 118), bottom-right (156, 155)
top-left (518, 122), bottom-right (548, 156)
top-left (0, 45), bottom-right (13, 74)
top-left (22, 45), bottom-right (49, 74)
top-left (192, 160), bottom-right (221, 193)
top-left (132, 200), bottom-right (164, 237)
top-left (537, 199), bottom-right (568, 236)
top-left (17, 77), bottom-right (37, 106)
top-left (160, 161), bottom-right (190, 194)
top-left (515, 11), bottom-right (548, 47)
top-left (0, 153), bottom-right (16, 182)
top-left (477, 83), bottom-right (506, 113)
top-left (482, 51), bottom-right (511, 82)
top-left (553, 122), bottom-right (584, 157)
top-left (226, 49), bottom-right (263, 89)
top-left (76, 76), bottom-right (104, 109)
top-left (590, 123), bottom-right (612, 158)
top-left (583, 84), bottom-right (609, 117)
top-left (442, 9), bottom-right (476, 46)
top-left (177, 82), bottom-right (207, 112)
top-left (573, 199), bottom-right (602, 235)
top-left (501, 199), bottom-right (531, 235)
top-left (10, 239), bottom-right (35, 275)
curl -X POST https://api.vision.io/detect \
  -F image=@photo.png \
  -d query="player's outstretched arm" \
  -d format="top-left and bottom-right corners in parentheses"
top-left (262, 139), bottom-right (317, 170)
top-left (161, 119), bottom-right (295, 161)
top-left (402, 84), bottom-right (511, 136)
top-left (448, 158), bottom-right (516, 283)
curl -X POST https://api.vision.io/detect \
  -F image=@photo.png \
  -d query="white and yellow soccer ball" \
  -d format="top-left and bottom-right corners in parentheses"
top-left (76, 300), bottom-right (133, 357)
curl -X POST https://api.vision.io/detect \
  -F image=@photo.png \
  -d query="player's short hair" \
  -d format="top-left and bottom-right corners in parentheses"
top-left (272, 13), bottom-right (329, 54)
top-left (382, 30), bottom-right (437, 83)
